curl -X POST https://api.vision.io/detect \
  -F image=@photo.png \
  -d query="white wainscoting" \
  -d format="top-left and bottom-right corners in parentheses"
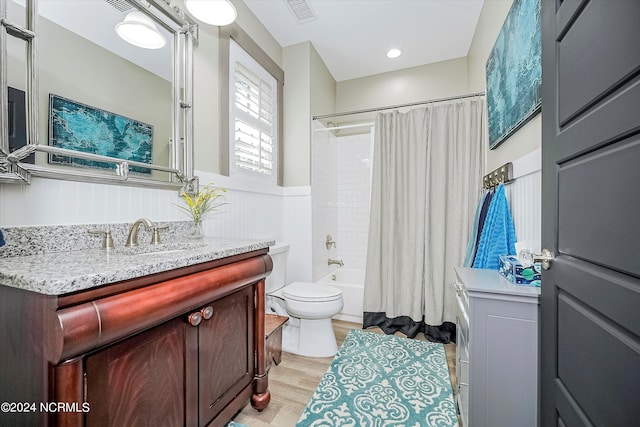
top-left (0, 171), bottom-right (313, 284)
top-left (177, 171), bottom-right (313, 285)
top-left (282, 191), bottom-right (313, 283)
top-left (504, 149), bottom-right (542, 251)
top-left (0, 178), bottom-right (184, 226)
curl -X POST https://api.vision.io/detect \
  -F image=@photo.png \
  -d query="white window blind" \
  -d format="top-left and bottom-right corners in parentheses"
top-left (229, 40), bottom-right (277, 180)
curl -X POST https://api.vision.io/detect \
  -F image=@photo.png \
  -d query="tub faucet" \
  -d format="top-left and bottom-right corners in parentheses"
top-left (125, 218), bottom-right (156, 247)
top-left (328, 258), bottom-right (344, 267)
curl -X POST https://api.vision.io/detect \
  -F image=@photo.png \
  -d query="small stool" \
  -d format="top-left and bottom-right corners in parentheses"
top-left (265, 313), bottom-right (289, 372)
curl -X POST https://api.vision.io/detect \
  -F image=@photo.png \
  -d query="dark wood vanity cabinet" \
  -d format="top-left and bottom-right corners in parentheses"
top-left (196, 286), bottom-right (255, 426)
top-left (85, 317), bottom-right (188, 426)
top-left (0, 249), bottom-right (272, 427)
top-left (84, 286), bottom-right (255, 427)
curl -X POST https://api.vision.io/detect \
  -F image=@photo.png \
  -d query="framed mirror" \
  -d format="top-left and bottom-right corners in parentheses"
top-left (0, 0), bottom-right (198, 190)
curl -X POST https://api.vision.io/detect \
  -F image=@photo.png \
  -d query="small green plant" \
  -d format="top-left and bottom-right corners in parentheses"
top-left (176, 182), bottom-right (227, 223)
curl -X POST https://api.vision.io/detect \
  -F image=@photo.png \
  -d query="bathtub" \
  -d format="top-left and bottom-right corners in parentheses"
top-left (318, 268), bottom-right (364, 324)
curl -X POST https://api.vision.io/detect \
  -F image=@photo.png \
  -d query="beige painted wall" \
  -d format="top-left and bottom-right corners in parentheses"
top-left (467, 0), bottom-right (542, 171)
top-left (231, 0), bottom-right (282, 68)
top-left (329, 0), bottom-right (542, 175)
top-left (10, 0), bottom-right (540, 187)
top-left (283, 43), bottom-right (312, 187)
top-left (336, 57), bottom-right (469, 115)
top-left (310, 46), bottom-right (336, 118)
top-left (281, 42), bottom-right (336, 186)
top-left (192, 0), bottom-right (283, 174)
top-left (193, 28), bottom-right (221, 174)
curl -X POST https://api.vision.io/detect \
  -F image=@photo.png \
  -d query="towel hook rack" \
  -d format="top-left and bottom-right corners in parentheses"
top-left (483, 162), bottom-right (513, 189)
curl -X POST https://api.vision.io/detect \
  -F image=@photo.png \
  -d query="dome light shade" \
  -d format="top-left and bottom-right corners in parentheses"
top-left (185, 0), bottom-right (237, 26)
top-left (116, 11), bottom-right (166, 49)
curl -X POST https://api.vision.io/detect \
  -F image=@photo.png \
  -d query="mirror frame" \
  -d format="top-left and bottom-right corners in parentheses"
top-left (0, 0), bottom-right (198, 190)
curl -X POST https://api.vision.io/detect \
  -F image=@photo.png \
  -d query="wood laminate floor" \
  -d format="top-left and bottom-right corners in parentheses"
top-left (232, 319), bottom-right (457, 427)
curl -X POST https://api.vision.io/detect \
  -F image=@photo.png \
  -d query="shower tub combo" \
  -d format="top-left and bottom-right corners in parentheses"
top-left (318, 268), bottom-right (365, 324)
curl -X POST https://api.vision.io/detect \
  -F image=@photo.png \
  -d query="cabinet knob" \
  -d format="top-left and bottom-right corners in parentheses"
top-left (201, 306), bottom-right (214, 320)
top-left (188, 311), bottom-right (202, 327)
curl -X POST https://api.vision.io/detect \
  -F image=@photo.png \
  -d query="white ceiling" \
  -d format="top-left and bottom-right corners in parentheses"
top-left (243, 0), bottom-right (485, 82)
top-left (15, 0), bottom-right (485, 84)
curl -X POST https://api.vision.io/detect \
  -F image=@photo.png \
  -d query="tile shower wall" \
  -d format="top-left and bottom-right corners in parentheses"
top-left (336, 132), bottom-right (373, 270)
top-left (312, 122), bottom-right (338, 281)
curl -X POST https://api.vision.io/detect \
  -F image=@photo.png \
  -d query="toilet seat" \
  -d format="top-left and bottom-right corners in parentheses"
top-left (283, 282), bottom-right (342, 302)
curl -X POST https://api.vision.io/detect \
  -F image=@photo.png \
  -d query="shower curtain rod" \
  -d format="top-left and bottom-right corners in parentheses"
top-left (314, 122), bottom-right (375, 132)
top-left (312, 91), bottom-right (485, 120)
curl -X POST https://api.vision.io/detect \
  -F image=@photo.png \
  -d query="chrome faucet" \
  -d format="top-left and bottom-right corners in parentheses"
top-left (328, 258), bottom-right (344, 267)
top-left (125, 218), bottom-right (156, 247)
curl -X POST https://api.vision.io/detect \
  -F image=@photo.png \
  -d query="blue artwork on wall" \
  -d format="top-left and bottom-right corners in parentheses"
top-left (48, 94), bottom-right (153, 174)
top-left (486, 0), bottom-right (541, 149)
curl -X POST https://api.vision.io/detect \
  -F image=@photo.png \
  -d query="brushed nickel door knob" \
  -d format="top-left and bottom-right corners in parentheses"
top-left (519, 249), bottom-right (554, 270)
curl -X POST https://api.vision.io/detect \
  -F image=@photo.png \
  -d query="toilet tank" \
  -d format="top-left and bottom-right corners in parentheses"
top-left (266, 242), bottom-right (289, 293)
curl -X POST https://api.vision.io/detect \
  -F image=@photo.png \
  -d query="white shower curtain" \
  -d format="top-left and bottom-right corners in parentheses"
top-left (363, 98), bottom-right (485, 342)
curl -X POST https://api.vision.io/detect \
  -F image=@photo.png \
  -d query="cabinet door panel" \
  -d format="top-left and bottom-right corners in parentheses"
top-left (199, 285), bottom-right (255, 425)
top-left (85, 319), bottom-right (187, 427)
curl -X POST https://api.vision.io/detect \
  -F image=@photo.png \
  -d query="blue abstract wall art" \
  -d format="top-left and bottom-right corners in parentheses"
top-left (486, 0), bottom-right (541, 149)
top-left (48, 94), bottom-right (153, 174)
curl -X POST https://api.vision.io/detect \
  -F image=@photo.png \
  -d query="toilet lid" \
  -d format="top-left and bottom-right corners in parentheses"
top-left (283, 282), bottom-right (342, 302)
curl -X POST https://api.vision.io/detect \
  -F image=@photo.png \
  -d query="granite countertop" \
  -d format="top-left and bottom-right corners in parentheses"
top-left (0, 237), bottom-right (274, 296)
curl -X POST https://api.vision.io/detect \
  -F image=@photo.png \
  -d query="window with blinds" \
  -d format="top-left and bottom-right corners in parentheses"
top-left (229, 40), bottom-right (277, 180)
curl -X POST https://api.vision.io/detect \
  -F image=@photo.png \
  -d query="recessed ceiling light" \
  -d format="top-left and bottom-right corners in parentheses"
top-left (386, 48), bottom-right (402, 59)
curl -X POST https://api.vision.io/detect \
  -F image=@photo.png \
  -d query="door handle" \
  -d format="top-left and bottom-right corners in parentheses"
top-left (519, 248), bottom-right (554, 270)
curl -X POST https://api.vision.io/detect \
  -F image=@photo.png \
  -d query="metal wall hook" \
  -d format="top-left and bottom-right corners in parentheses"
top-left (483, 162), bottom-right (513, 189)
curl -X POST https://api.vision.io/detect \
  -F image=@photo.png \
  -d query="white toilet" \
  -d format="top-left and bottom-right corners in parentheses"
top-left (266, 242), bottom-right (344, 357)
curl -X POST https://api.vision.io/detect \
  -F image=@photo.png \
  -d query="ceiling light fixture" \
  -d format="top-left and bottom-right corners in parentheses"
top-left (386, 48), bottom-right (402, 59)
top-left (115, 11), bottom-right (166, 49)
top-left (185, 0), bottom-right (238, 26)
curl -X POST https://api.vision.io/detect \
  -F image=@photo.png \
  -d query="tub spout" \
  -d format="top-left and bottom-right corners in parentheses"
top-left (328, 258), bottom-right (344, 267)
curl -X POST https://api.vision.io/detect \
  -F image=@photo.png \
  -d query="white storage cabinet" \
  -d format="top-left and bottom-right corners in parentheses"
top-left (454, 267), bottom-right (540, 427)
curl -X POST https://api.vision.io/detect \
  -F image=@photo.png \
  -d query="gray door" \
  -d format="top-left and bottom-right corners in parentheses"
top-left (540, 1), bottom-right (640, 426)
